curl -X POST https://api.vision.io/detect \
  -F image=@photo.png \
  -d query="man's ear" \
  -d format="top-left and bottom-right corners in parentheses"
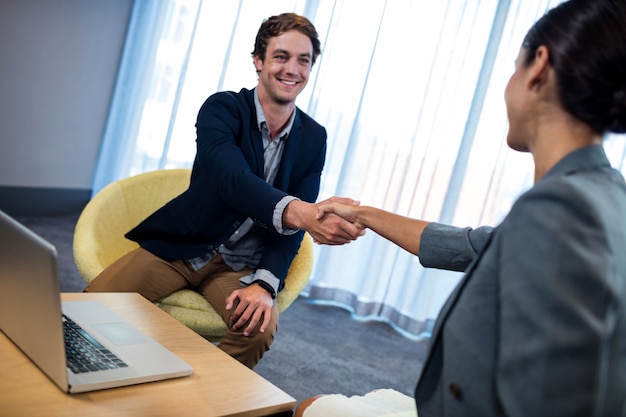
top-left (253, 55), bottom-right (263, 73)
top-left (527, 45), bottom-right (551, 92)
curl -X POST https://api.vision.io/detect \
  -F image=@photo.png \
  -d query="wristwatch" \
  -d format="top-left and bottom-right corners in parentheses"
top-left (252, 279), bottom-right (276, 299)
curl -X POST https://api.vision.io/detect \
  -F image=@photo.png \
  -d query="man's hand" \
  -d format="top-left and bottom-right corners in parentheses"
top-left (225, 284), bottom-right (273, 336)
top-left (283, 197), bottom-right (365, 245)
top-left (316, 199), bottom-right (364, 228)
top-left (317, 197), bottom-right (431, 256)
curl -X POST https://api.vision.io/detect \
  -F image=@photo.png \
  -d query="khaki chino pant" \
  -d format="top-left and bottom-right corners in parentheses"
top-left (84, 248), bottom-right (278, 368)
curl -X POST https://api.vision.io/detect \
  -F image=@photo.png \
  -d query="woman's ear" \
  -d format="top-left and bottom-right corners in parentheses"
top-left (527, 45), bottom-right (551, 92)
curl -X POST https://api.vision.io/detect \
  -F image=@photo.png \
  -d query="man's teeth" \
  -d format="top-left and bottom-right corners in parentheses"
top-left (281, 80), bottom-right (296, 86)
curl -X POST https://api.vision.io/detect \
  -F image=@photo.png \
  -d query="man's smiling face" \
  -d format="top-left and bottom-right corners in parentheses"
top-left (254, 29), bottom-right (313, 106)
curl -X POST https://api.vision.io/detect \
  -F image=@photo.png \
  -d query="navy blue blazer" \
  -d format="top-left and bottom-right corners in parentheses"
top-left (126, 88), bottom-right (327, 290)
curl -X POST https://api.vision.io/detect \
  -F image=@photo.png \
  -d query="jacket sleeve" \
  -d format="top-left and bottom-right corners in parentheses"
top-left (418, 222), bottom-right (494, 272)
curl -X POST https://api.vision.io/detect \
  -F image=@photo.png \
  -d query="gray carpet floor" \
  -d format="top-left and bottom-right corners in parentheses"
top-left (14, 213), bottom-right (427, 406)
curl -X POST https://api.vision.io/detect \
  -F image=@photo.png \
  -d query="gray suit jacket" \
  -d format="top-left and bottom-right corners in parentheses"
top-left (415, 145), bottom-right (626, 417)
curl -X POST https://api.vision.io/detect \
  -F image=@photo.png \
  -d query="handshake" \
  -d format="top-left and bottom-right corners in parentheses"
top-left (283, 197), bottom-right (367, 245)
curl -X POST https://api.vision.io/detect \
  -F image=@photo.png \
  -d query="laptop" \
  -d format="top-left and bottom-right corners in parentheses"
top-left (0, 210), bottom-right (193, 393)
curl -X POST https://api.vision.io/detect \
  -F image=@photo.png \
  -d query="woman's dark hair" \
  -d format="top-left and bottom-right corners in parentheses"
top-left (522, 0), bottom-right (626, 134)
top-left (252, 13), bottom-right (321, 66)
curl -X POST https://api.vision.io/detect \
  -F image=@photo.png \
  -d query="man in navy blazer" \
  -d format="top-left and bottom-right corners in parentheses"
top-left (86, 13), bottom-right (363, 368)
top-left (127, 88), bottom-right (326, 287)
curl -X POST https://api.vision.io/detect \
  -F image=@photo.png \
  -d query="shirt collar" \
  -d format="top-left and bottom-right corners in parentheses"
top-left (254, 88), bottom-right (296, 140)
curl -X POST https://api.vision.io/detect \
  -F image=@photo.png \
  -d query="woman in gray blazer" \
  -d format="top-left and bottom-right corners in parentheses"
top-left (300, 0), bottom-right (626, 416)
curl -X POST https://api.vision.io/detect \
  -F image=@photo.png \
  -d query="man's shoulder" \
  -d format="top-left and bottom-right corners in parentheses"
top-left (206, 87), bottom-right (254, 106)
top-left (295, 106), bottom-right (325, 132)
top-left (197, 88), bottom-right (255, 123)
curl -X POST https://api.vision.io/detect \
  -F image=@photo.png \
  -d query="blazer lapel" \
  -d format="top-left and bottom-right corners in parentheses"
top-left (250, 123), bottom-right (265, 178)
top-left (274, 111), bottom-right (302, 191)
top-left (418, 230), bottom-right (495, 382)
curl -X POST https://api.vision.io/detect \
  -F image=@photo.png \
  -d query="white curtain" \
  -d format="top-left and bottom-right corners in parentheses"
top-left (92, 0), bottom-right (626, 338)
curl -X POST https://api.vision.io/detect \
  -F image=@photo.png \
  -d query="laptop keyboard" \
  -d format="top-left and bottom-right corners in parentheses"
top-left (62, 314), bottom-right (128, 374)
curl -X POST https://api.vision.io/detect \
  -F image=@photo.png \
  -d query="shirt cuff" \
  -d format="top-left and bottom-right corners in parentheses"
top-left (273, 195), bottom-right (300, 235)
top-left (239, 269), bottom-right (280, 296)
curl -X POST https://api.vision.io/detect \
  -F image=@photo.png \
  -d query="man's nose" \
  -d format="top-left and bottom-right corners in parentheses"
top-left (284, 57), bottom-right (299, 74)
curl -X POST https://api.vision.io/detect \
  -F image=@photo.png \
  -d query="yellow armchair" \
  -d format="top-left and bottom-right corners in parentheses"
top-left (73, 169), bottom-right (313, 342)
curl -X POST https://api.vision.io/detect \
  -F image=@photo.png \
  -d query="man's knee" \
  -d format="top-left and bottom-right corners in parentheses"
top-left (218, 314), bottom-right (278, 368)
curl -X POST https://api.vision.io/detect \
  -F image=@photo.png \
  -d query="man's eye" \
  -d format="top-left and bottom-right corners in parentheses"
top-left (275, 55), bottom-right (287, 61)
top-left (299, 58), bottom-right (311, 65)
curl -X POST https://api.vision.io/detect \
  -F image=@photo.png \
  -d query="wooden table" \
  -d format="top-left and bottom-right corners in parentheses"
top-left (0, 293), bottom-right (295, 417)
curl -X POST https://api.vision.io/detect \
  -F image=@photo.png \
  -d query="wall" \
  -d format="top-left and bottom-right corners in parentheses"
top-left (0, 0), bottom-right (133, 215)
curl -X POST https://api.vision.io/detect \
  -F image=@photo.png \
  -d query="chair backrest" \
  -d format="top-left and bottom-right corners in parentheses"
top-left (73, 169), bottom-right (192, 283)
